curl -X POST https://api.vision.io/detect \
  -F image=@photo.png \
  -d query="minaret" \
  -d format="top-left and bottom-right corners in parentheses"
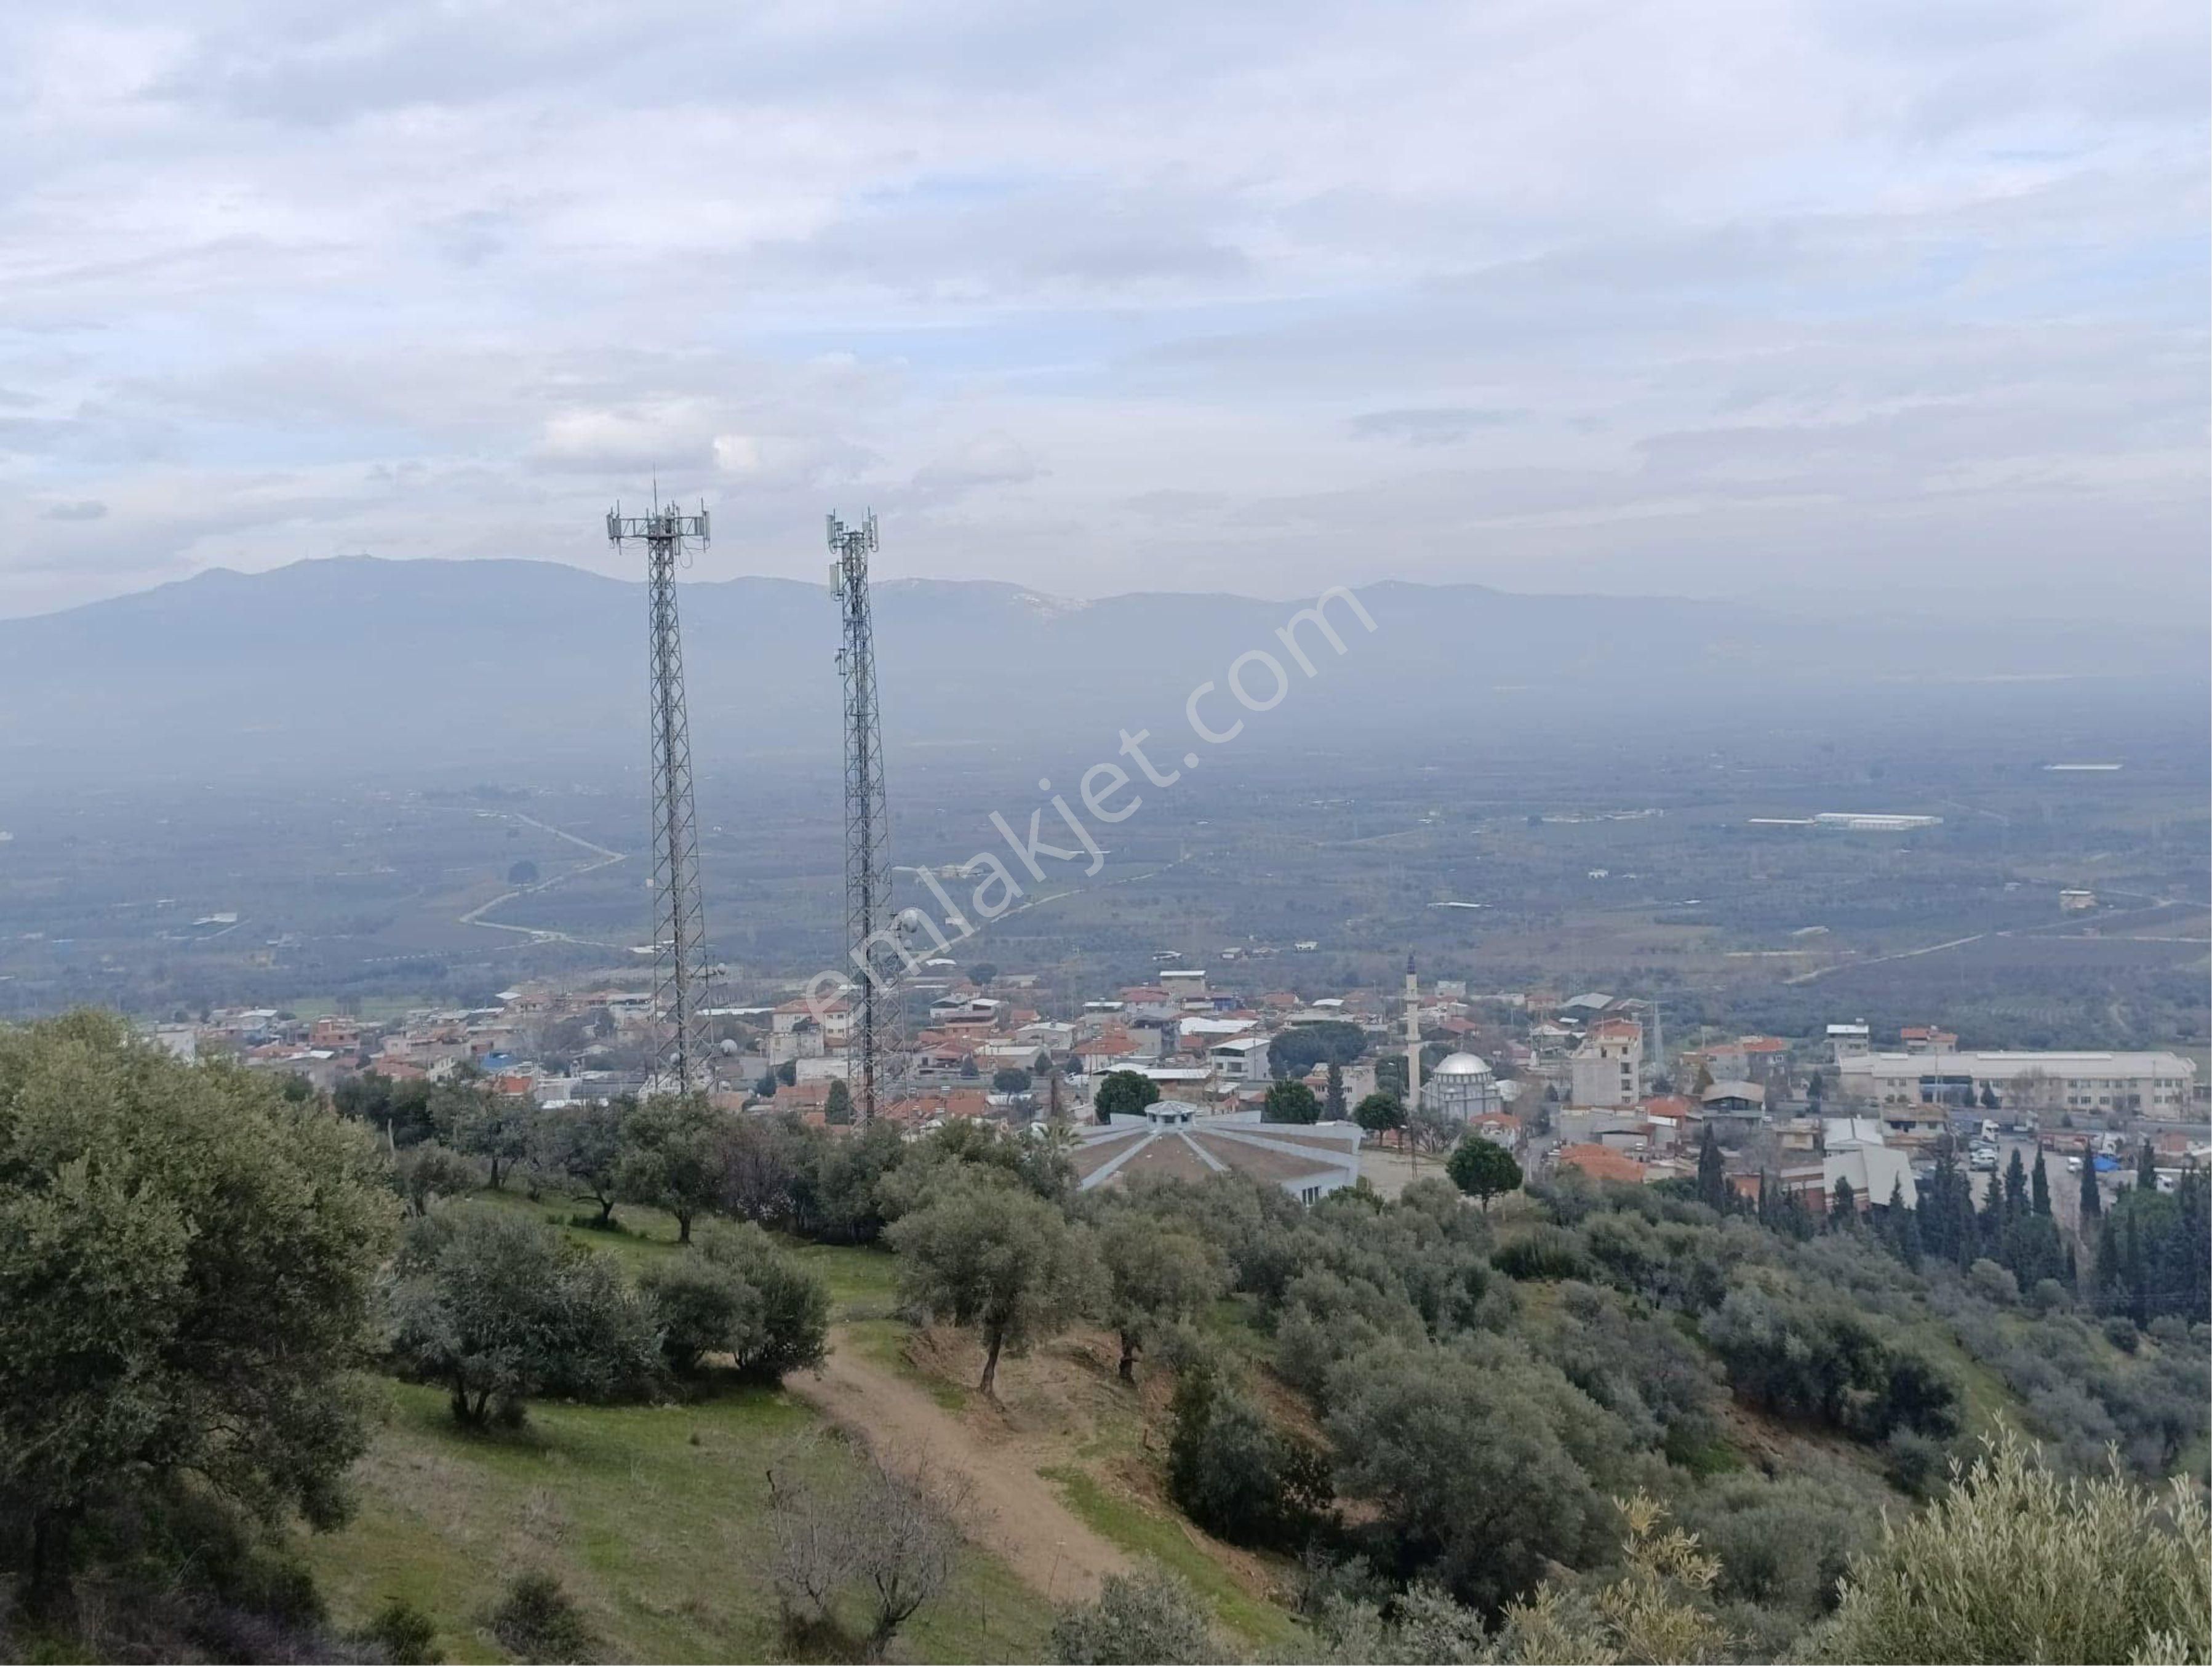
top-left (1403, 953), bottom-right (1421, 1108)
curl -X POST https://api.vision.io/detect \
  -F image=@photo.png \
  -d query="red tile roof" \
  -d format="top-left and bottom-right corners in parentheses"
top-left (1555, 1143), bottom-right (1648, 1185)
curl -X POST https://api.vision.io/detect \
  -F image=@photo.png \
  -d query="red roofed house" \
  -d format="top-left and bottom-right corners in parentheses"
top-left (1554, 1142), bottom-right (1648, 1186)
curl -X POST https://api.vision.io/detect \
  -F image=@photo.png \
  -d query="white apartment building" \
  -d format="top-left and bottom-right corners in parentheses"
top-left (1208, 1035), bottom-right (1272, 1081)
top-left (1570, 1019), bottom-right (1644, 1108)
top-left (1836, 1051), bottom-right (2198, 1119)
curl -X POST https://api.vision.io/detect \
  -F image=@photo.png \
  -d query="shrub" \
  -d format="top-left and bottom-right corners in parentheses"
top-left (1802, 1430), bottom-right (2212, 1664)
top-left (1490, 1225), bottom-right (1590, 1282)
top-left (1966, 1258), bottom-right (2019, 1307)
top-left (359, 1596), bottom-right (442, 1664)
top-left (637, 1220), bottom-right (828, 1380)
top-left (1048, 1567), bottom-right (1218, 1664)
top-left (765, 1442), bottom-right (969, 1659)
top-left (388, 1203), bottom-right (660, 1425)
top-left (489, 1569), bottom-right (594, 1664)
top-left (2103, 1315), bottom-right (2141, 1353)
top-left (1167, 1361), bottom-right (1330, 1550)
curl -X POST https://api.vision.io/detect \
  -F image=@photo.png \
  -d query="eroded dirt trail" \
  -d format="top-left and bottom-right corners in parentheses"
top-left (790, 1326), bottom-right (1130, 1604)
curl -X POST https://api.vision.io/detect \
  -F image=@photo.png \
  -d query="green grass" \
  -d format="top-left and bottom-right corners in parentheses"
top-left (306, 1380), bottom-right (1054, 1665)
top-left (1037, 1465), bottom-right (1304, 1654)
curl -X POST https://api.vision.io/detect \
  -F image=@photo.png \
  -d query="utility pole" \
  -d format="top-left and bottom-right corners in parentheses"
top-left (831, 511), bottom-right (906, 1119)
top-left (608, 495), bottom-right (712, 1094)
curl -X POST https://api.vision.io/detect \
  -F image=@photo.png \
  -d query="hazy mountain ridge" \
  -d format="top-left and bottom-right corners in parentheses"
top-left (0, 557), bottom-right (2200, 783)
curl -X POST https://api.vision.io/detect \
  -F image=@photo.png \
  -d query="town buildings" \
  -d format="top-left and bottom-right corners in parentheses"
top-left (1835, 1050), bottom-right (2198, 1119)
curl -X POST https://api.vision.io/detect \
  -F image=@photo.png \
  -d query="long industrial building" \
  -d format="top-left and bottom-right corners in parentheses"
top-left (1835, 1050), bottom-right (2199, 1118)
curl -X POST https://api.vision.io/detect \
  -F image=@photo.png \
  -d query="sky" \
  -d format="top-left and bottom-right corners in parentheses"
top-left (1, 1), bottom-right (2205, 621)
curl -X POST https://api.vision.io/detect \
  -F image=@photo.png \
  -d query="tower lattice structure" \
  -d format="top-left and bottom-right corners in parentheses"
top-left (829, 511), bottom-right (906, 1120)
top-left (608, 498), bottom-right (713, 1094)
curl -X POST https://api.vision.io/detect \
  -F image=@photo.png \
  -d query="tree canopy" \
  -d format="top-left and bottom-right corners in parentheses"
top-left (1093, 1070), bottom-right (1160, 1123)
top-left (887, 1177), bottom-right (1093, 1395)
top-left (1097, 1211), bottom-right (1227, 1382)
top-left (1353, 1091), bottom-right (1406, 1135)
top-left (1446, 1134), bottom-right (1522, 1211)
top-left (1262, 1078), bottom-right (1322, 1124)
top-left (614, 1092), bottom-right (725, 1243)
top-left (0, 1013), bottom-right (399, 1603)
top-left (388, 1202), bottom-right (658, 1426)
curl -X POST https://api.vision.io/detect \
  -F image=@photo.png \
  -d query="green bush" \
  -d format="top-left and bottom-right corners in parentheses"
top-left (638, 1220), bottom-right (829, 1380)
top-left (1167, 1361), bottom-right (1331, 1550)
top-left (490, 1568), bottom-right (594, 1664)
top-left (1490, 1225), bottom-right (1589, 1282)
top-left (388, 1203), bottom-right (660, 1425)
top-left (1802, 1430), bottom-right (2212, 1664)
top-left (1048, 1566), bottom-right (1218, 1664)
top-left (359, 1595), bottom-right (442, 1664)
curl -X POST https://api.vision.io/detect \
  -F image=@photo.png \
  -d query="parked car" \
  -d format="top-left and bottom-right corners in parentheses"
top-left (2067, 1154), bottom-right (2084, 1173)
top-left (1970, 1147), bottom-right (1998, 1172)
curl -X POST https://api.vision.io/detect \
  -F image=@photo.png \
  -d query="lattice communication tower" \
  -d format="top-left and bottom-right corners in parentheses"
top-left (608, 497), bottom-right (712, 1092)
top-left (829, 511), bottom-right (906, 1119)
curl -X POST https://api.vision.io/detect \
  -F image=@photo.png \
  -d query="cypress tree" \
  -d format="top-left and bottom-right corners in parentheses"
top-left (1830, 1175), bottom-right (1857, 1226)
top-left (2003, 1149), bottom-right (2029, 1212)
top-left (1978, 1171), bottom-right (2008, 1259)
top-left (2030, 1150), bottom-right (2051, 1217)
top-left (2136, 1140), bottom-right (2158, 1192)
top-left (2122, 1210), bottom-right (2149, 1324)
top-left (1896, 1195), bottom-right (1923, 1271)
top-left (1696, 1124), bottom-right (1728, 1214)
top-left (2078, 1147), bottom-right (2102, 1220)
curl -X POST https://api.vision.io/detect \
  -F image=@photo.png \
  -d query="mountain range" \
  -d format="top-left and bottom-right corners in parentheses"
top-left (1, 558), bottom-right (2202, 785)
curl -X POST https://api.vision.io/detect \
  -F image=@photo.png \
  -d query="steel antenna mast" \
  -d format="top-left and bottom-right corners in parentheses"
top-left (608, 495), bottom-right (713, 1094)
top-left (829, 510), bottom-right (906, 1121)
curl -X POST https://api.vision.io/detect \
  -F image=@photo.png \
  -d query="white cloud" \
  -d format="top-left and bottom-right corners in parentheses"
top-left (0, 0), bottom-right (2200, 619)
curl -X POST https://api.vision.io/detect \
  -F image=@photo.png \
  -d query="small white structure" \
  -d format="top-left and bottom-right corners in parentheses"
top-left (1826, 1022), bottom-right (1871, 1063)
top-left (1208, 1035), bottom-right (1272, 1081)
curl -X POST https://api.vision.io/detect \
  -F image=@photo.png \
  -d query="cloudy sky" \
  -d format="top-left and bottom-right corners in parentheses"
top-left (1, 1), bottom-right (2204, 620)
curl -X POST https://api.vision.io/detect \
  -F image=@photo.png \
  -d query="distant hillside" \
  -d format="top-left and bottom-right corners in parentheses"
top-left (0, 556), bottom-right (2200, 783)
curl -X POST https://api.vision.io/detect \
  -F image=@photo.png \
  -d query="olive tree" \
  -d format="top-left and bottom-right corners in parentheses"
top-left (1048, 1567), bottom-right (1218, 1665)
top-left (615, 1092), bottom-right (725, 1243)
top-left (638, 1219), bottom-right (829, 1380)
top-left (0, 1013), bottom-right (399, 1604)
top-left (1097, 1212), bottom-right (1227, 1382)
top-left (431, 1075), bottom-right (528, 1190)
top-left (887, 1177), bottom-right (1093, 1395)
top-left (388, 1203), bottom-right (659, 1425)
top-left (528, 1098), bottom-right (628, 1226)
top-left (1803, 1430), bottom-right (2211, 1664)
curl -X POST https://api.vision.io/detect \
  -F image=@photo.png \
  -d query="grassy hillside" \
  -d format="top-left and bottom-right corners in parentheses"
top-left (307, 1382), bottom-right (1053, 1665)
top-left (305, 1188), bottom-right (1055, 1663)
top-left (306, 1185), bottom-right (1312, 1661)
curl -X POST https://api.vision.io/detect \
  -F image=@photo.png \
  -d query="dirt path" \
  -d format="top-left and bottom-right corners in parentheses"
top-left (791, 1326), bottom-right (1130, 1605)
